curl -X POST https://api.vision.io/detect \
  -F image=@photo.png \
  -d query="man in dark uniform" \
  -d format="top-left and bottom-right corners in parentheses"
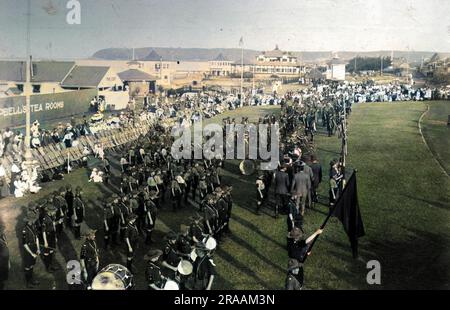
top-left (41, 204), bottom-right (59, 272)
top-left (22, 212), bottom-right (40, 288)
top-left (310, 155), bottom-right (322, 203)
top-left (188, 214), bottom-right (204, 244)
top-left (73, 192), bottom-right (85, 239)
top-left (214, 188), bottom-right (228, 240)
top-left (161, 231), bottom-right (181, 276)
top-left (53, 188), bottom-right (68, 235)
top-left (144, 249), bottom-right (166, 290)
top-left (103, 197), bottom-right (120, 249)
top-left (143, 191), bottom-right (158, 245)
top-left (222, 186), bottom-right (233, 233)
top-left (124, 214), bottom-right (139, 272)
top-left (192, 242), bottom-right (216, 290)
top-left (0, 231), bottom-right (9, 290)
top-left (118, 195), bottom-right (132, 241)
top-left (176, 225), bottom-right (192, 259)
top-left (274, 165), bottom-right (290, 218)
top-left (65, 185), bottom-right (74, 227)
top-left (285, 258), bottom-right (303, 290)
top-left (202, 195), bottom-right (218, 236)
top-left (80, 228), bottom-right (99, 288)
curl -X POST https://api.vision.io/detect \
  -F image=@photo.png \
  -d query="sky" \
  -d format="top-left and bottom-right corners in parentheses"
top-left (0, 0), bottom-right (449, 59)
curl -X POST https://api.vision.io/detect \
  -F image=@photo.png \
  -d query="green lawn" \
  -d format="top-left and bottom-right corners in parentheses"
top-left (421, 101), bottom-right (450, 175)
top-left (1, 101), bottom-right (449, 290)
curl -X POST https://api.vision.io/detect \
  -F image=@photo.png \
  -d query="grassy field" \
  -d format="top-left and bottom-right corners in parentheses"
top-left (421, 101), bottom-right (450, 175)
top-left (1, 101), bottom-right (449, 290)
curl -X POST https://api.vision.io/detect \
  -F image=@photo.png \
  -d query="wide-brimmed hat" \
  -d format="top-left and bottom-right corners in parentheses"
top-left (81, 227), bottom-right (97, 237)
top-left (165, 231), bottom-right (178, 241)
top-left (288, 258), bottom-right (301, 270)
top-left (189, 213), bottom-right (203, 222)
top-left (288, 227), bottom-right (303, 240)
top-left (23, 211), bottom-right (38, 223)
top-left (148, 190), bottom-right (158, 199)
top-left (127, 214), bottom-right (138, 222)
top-left (144, 249), bottom-right (163, 261)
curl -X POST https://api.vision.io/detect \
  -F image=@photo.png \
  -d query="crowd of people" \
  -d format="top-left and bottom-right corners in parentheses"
top-left (0, 79), bottom-right (448, 290)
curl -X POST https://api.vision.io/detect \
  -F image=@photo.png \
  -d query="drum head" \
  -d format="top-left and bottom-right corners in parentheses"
top-left (164, 280), bottom-right (179, 290)
top-left (177, 260), bottom-right (193, 276)
top-left (91, 264), bottom-right (133, 290)
top-left (91, 272), bottom-right (125, 290)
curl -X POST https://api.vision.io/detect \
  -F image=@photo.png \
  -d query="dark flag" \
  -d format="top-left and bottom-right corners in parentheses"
top-left (332, 172), bottom-right (365, 258)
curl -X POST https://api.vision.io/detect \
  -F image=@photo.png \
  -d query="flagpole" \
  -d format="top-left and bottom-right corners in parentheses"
top-left (240, 37), bottom-right (244, 105)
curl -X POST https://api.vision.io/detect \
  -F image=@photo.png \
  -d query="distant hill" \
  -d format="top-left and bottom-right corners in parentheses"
top-left (92, 47), bottom-right (439, 64)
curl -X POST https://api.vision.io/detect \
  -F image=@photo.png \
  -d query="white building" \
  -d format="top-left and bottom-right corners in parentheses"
top-left (253, 45), bottom-right (304, 76)
top-left (326, 57), bottom-right (346, 81)
top-left (209, 53), bottom-right (234, 76)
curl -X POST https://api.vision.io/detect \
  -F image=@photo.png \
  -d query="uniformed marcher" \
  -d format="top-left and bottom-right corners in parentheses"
top-left (0, 232), bottom-right (9, 290)
top-left (80, 228), bottom-right (99, 287)
top-left (41, 204), bottom-right (59, 272)
top-left (53, 188), bottom-right (68, 235)
top-left (192, 240), bottom-right (216, 290)
top-left (214, 188), bottom-right (228, 240)
top-left (64, 185), bottom-right (74, 227)
top-left (144, 249), bottom-right (166, 290)
top-left (176, 225), bottom-right (192, 259)
top-left (22, 212), bottom-right (40, 288)
top-left (143, 191), bottom-right (158, 244)
top-left (103, 197), bottom-right (120, 249)
top-left (222, 186), bottom-right (233, 233)
top-left (188, 214), bottom-right (204, 244)
top-left (255, 174), bottom-right (266, 215)
top-left (73, 192), bottom-right (85, 239)
top-left (118, 195), bottom-right (132, 241)
top-left (202, 195), bottom-right (218, 236)
top-left (124, 214), bottom-right (139, 272)
top-left (285, 259), bottom-right (303, 290)
top-left (171, 177), bottom-right (183, 211)
top-left (162, 231), bottom-right (181, 275)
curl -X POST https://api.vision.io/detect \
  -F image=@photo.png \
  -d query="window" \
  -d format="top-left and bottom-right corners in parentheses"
top-left (16, 84), bottom-right (23, 92)
top-left (32, 84), bottom-right (41, 93)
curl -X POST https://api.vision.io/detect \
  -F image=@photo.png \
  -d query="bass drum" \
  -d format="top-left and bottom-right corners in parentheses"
top-left (91, 264), bottom-right (134, 290)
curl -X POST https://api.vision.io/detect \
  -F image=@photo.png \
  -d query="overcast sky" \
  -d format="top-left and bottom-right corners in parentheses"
top-left (0, 0), bottom-right (449, 59)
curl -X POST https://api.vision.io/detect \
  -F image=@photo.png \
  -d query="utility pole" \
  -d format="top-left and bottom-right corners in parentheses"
top-left (380, 55), bottom-right (383, 76)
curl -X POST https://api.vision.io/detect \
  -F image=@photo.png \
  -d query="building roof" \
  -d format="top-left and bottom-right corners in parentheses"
top-left (61, 66), bottom-right (110, 88)
top-left (144, 50), bottom-right (162, 61)
top-left (329, 58), bottom-right (347, 65)
top-left (0, 61), bottom-right (26, 82)
top-left (254, 61), bottom-right (300, 67)
top-left (31, 61), bottom-right (75, 82)
top-left (118, 69), bottom-right (157, 81)
top-left (261, 45), bottom-right (294, 58)
top-left (0, 60), bottom-right (75, 83)
top-left (214, 53), bottom-right (228, 61)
